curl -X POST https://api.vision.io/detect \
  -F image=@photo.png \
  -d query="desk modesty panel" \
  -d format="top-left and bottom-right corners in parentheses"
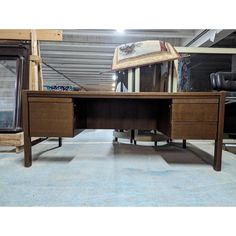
top-left (22, 91), bottom-right (225, 171)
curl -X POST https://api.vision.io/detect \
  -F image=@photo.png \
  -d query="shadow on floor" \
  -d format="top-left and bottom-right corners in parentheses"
top-left (16, 145), bottom-right (75, 165)
top-left (0, 148), bottom-right (17, 153)
top-left (153, 142), bottom-right (213, 166)
top-left (112, 141), bottom-right (213, 166)
top-left (33, 145), bottom-right (75, 163)
top-left (16, 140), bottom-right (214, 166)
top-left (32, 156), bottom-right (75, 163)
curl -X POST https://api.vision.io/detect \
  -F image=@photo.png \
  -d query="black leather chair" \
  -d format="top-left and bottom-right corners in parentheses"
top-left (210, 72), bottom-right (236, 138)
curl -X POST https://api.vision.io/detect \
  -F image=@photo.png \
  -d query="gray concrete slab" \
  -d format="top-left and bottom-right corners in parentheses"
top-left (0, 129), bottom-right (236, 206)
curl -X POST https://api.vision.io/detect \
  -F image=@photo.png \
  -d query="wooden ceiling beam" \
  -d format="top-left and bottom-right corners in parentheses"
top-left (0, 30), bottom-right (62, 41)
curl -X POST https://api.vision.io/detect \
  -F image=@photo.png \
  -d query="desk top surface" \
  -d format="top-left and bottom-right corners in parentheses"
top-left (23, 90), bottom-right (224, 99)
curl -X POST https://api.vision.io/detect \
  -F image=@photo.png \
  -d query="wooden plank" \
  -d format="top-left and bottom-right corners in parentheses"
top-left (0, 30), bottom-right (62, 41)
top-left (175, 46), bottom-right (236, 54)
top-left (37, 43), bottom-right (43, 90)
top-left (172, 104), bottom-right (218, 122)
top-left (173, 98), bottom-right (219, 104)
top-left (28, 97), bottom-right (72, 103)
top-left (29, 55), bottom-right (42, 63)
top-left (29, 61), bottom-right (36, 90)
top-left (16, 146), bottom-right (23, 153)
top-left (29, 30), bottom-right (38, 90)
top-left (24, 91), bottom-right (221, 99)
top-left (28, 30), bottom-right (44, 90)
top-left (171, 122), bottom-right (217, 139)
top-left (0, 132), bottom-right (24, 146)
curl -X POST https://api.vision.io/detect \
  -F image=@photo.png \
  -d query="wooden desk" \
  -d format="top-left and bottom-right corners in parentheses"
top-left (22, 91), bottom-right (225, 171)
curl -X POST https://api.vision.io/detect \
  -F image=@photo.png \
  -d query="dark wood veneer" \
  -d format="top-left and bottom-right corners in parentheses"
top-left (22, 91), bottom-right (225, 171)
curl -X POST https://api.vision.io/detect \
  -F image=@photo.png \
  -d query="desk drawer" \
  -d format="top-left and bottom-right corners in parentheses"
top-left (171, 122), bottom-right (217, 139)
top-left (172, 103), bottom-right (218, 122)
top-left (29, 98), bottom-right (74, 137)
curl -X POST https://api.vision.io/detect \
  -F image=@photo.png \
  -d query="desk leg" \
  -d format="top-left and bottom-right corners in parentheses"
top-left (24, 135), bottom-right (32, 167)
top-left (214, 139), bottom-right (222, 171)
top-left (59, 137), bottom-right (62, 147)
top-left (183, 139), bottom-right (186, 149)
top-left (22, 91), bottom-right (32, 167)
top-left (130, 130), bottom-right (134, 144)
top-left (213, 92), bottom-right (225, 171)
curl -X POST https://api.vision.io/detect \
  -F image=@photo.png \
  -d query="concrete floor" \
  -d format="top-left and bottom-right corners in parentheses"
top-left (0, 129), bottom-right (236, 206)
